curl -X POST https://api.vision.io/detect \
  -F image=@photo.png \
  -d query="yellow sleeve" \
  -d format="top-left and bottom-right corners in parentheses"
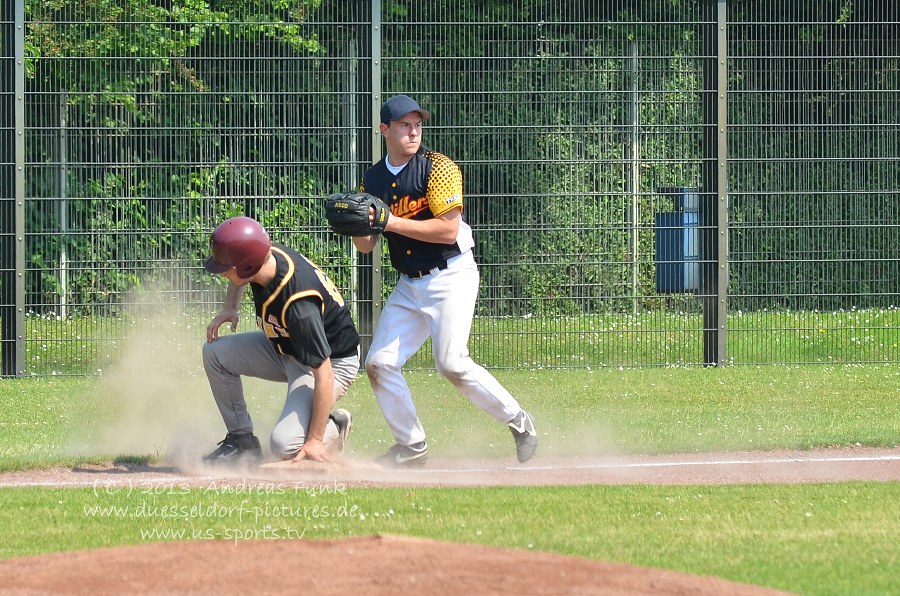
top-left (426, 152), bottom-right (464, 217)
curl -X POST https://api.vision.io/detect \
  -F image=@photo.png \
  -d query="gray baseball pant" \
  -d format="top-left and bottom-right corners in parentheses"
top-left (202, 330), bottom-right (360, 458)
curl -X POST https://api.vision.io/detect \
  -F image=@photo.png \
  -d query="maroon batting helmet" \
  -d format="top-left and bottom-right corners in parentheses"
top-left (204, 216), bottom-right (271, 278)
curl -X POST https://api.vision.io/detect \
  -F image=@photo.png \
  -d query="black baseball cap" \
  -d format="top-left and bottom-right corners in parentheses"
top-left (380, 95), bottom-right (431, 124)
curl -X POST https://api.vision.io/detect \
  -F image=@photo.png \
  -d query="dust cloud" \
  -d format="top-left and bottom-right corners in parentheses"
top-left (84, 287), bottom-right (280, 466)
top-left (70, 289), bottom-right (621, 477)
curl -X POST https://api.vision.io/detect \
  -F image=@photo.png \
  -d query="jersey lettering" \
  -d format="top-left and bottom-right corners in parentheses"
top-left (299, 254), bottom-right (346, 307)
top-left (361, 147), bottom-right (473, 274)
top-left (392, 195), bottom-right (430, 219)
top-left (257, 316), bottom-right (289, 339)
top-left (250, 244), bottom-right (359, 363)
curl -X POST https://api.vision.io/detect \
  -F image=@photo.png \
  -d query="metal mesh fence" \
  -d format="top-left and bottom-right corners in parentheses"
top-left (727, 2), bottom-right (899, 363)
top-left (1, 0), bottom-right (897, 376)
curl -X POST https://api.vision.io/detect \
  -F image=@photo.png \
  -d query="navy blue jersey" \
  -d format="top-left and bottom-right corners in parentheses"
top-left (249, 244), bottom-right (359, 367)
top-left (361, 146), bottom-right (474, 275)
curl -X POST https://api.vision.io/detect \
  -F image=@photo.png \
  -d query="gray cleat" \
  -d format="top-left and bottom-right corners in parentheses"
top-left (329, 408), bottom-right (353, 454)
top-left (508, 410), bottom-right (538, 463)
top-left (377, 441), bottom-right (428, 468)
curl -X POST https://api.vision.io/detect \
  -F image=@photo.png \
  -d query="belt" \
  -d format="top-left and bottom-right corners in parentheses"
top-left (405, 261), bottom-right (449, 279)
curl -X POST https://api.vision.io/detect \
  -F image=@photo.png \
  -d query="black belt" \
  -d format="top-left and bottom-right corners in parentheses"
top-left (405, 261), bottom-right (448, 279)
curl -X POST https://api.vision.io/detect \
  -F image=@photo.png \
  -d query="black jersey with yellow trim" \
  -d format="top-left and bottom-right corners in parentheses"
top-left (249, 244), bottom-right (359, 367)
top-left (361, 146), bottom-right (467, 275)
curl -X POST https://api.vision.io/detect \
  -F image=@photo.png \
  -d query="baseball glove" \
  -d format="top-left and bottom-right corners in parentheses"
top-left (325, 192), bottom-right (391, 237)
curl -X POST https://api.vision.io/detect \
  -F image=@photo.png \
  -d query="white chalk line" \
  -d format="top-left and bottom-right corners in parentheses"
top-left (472, 454), bottom-right (900, 475)
top-left (1, 453), bottom-right (897, 487)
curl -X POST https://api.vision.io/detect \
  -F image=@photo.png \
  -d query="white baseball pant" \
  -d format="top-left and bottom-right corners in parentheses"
top-left (365, 250), bottom-right (522, 445)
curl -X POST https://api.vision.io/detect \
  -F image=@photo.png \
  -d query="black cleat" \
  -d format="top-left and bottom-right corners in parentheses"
top-left (204, 432), bottom-right (262, 464)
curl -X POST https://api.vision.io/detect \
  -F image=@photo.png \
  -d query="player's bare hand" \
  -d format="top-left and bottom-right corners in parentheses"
top-left (291, 438), bottom-right (338, 463)
top-left (207, 310), bottom-right (239, 343)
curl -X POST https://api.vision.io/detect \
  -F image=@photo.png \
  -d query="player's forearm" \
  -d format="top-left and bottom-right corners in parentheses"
top-left (352, 235), bottom-right (378, 254)
top-left (385, 210), bottom-right (460, 244)
top-left (222, 281), bottom-right (245, 311)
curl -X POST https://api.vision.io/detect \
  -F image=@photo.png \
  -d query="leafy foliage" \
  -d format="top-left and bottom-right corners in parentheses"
top-left (14, 0), bottom-right (898, 328)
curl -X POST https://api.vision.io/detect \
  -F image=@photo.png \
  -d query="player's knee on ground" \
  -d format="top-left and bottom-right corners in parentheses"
top-left (269, 425), bottom-right (303, 460)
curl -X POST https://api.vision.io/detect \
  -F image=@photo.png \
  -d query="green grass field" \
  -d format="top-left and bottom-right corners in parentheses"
top-left (1, 365), bottom-right (898, 594)
top-left (22, 306), bottom-right (900, 374)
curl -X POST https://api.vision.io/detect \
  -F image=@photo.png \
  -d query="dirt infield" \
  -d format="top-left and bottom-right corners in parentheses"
top-left (3, 446), bottom-right (898, 488)
top-left (1, 446), bottom-right (897, 595)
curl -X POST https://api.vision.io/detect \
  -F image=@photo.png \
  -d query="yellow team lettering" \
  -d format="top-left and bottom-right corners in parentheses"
top-left (257, 316), bottom-right (289, 339)
top-left (392, 195), bottom-right (429, 219)
top-left (300, 254), bottom-right (346, 307)
top-left (315, 270), bottom-right (345, 307)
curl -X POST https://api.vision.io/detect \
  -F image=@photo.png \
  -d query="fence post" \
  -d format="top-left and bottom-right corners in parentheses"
top-left (353, 0), bottom-right (384, 365)
top-left (701, 0), bottom-right (729, 366)
top-left (13, 0), bottom-right (25, 376)
top-left (1, 0), bottom-right (26, 377)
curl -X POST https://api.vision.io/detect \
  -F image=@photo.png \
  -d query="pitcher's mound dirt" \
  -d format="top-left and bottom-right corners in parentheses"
top-left (0, 534), bottom-right (791, 595)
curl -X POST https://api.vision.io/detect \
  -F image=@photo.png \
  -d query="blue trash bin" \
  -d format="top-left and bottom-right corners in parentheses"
top-left (655, 187), bottom-right (700, 293)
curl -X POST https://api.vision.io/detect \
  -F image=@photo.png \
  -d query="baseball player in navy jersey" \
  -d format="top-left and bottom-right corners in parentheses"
top-left (353, 95), bottom-right (538, 467)
top-left (202, 216), bottom-right (360, 465)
